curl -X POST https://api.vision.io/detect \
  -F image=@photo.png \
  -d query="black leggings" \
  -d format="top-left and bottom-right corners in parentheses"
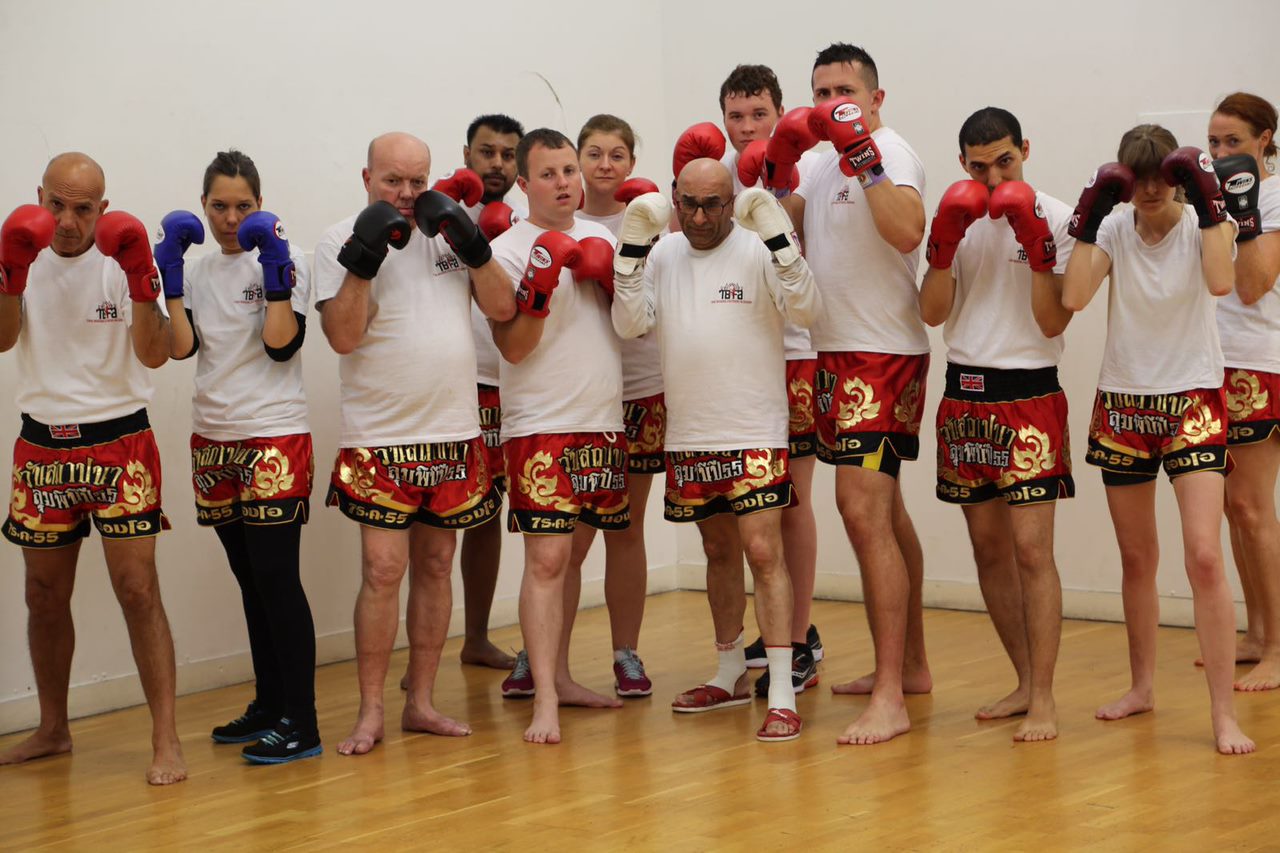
top-left (215, 520), bottom-right (317, 733)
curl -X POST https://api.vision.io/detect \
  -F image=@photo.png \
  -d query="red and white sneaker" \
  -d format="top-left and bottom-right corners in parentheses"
top-left (613, 647), bottom-right (653, 697)
top-left (501, 649), bottom-right (535, 698)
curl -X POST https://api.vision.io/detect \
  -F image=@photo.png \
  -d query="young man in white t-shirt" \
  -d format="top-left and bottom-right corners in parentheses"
top-left (780, 43), bottom-right (930, 745)
top-left (0, 153), bottom-right (185, 785)
top-left (315, 132), bottom-right (515, 757)
top-left (489, 129), bottom-right (627, 745)
top-left (612, 160), bottom-right (822, 741)
top-left (918, 108), bottom-right (1076, 742)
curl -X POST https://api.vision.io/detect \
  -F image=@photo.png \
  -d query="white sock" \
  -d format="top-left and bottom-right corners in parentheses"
top-left (613, 647), bottom-right (633, 663)
top-left (765, 646), bottom-right (797, 712)
top-left (706, 632), bottom-right (746, 694)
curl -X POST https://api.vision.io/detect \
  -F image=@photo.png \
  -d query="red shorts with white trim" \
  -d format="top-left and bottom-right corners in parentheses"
top-left (1223, 367), bottom-right (1280, 446)
top-left (477, 384), bottom-right (506, 491)
top-left (4, 410), bottom-right (170, 548)
top-left (191, 433), bottom-right (313, 526)
top-left (326, 437), bottom-right (499, 530)
top-left (664, 448), bottom-right (794, 522)
top-left (1085, 388), bottom-right (1229, 484)
top-left (815, 351), bottom-right (929, 476)
top-left (935, 364), bottom-right (1074, 506)
top-left (504, 432), bottom-right (630, 534)
top-left (787, 359), bottom-right (817, 458)
top-left (623, 392), bottom-right (666, 474)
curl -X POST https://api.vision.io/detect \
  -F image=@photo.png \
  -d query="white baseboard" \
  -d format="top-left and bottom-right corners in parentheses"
top-left (0, 564), bottom-right (682, 735)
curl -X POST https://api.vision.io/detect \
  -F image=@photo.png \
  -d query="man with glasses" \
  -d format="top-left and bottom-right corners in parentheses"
top-left (612, 159), bottom-right (821, 742)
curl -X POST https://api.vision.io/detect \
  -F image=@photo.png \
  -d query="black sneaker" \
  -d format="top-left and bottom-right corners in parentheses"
top-left (241, 718), bottom-right (322, 765)
top-left (807, 624), bottom-right (824, 663)
top-left (211, 701), bottom-right (280, 744)
top-left (753, 644), bottom-right (820, 698)
top-left (744, 635), bottom-right (767, 669)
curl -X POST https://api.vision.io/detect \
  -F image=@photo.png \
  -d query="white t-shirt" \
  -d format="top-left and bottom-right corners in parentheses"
top-left (492, 218), bottom-right (623, 439)
top-left (1095, 205), bottom-right (1225, 393)
top-left (462, 199), bottom-right (525, 387)
top-left (722, 147), bottom-right (821, 360)
top-left (613, 226), bottom-right (821, 450)
top-left (796, 128), bottom-right (929, 355)
top-left (184, 247), bottom-right (311, 440)
top-left (1217, 175), bottom-right (1280, 372)
top-left (576, 208), bottom-right (664, 399)
top-left (946, 191), bottom-right (1076, 369)
top-left (16, 246), bottom-right (164, 424)
top-left (314, 214), bottom-right (480, 447)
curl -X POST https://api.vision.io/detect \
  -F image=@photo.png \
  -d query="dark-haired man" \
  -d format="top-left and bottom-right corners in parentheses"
top-left (918, 107), bottom-right (1075, 741)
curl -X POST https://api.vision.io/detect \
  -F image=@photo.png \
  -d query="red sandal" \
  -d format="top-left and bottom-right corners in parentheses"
top-left (756, 707), bottom-right (803, 742)
top-left (671, 683), bottom-right (752, 714)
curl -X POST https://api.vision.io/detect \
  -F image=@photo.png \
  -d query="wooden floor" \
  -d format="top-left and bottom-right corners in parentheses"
top-left (4, 592), bottom-right (1280, 851)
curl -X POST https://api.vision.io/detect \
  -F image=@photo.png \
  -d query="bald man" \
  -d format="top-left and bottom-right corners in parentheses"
top-left (612, 160), bottom-right (821, 741)
top-left (314, 132), bottom-right (515, 755)
top-left (0, 153), bottom-right (183, 784)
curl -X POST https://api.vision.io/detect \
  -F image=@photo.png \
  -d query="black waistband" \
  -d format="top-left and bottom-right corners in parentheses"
top-left (945, 364), bottom-right (1060, 402)
top-left (20, 409), bottom-right (150, 448)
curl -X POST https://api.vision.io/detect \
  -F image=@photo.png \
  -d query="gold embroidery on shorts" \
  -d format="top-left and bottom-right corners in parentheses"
top-left (339, 448), bottom-right (394, 504)
top-left (1179, 402), bottom-right (1222, 446)
top-left (99, 460), bottom-right (157, 517)
top-left (252, 447), bottom-right (295, 499)
top-left (639, 400), bottom-right (667, 453)
top-left (838, 377), bottom-right (880, 429)
top-left (1225, 369), bottom-right (1268, 423)
top-left (893, 379), bottom-right (922, 433)
top-left (789, 377), bottom-right (815, 434)
top-left (519, 451), bottom-right (576, 511)
top-left (1007, 425), bottom-right (1055, 481)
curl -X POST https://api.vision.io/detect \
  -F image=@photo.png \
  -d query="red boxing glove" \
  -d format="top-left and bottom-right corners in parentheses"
top-left (432, 169), bottom-right (485, 207)
top-left (0, 205), bottom-right (56, 296)
top-left (673, 122), bottom-right (726, 180)
top-left (761, 107), bottom-right (818, 190)
top-left (94, 211), bottom-right (161, 302)
top-left (615, 178), bottom-right (661, 204)
top-left (1160, 146), bottom-right (1228, 229)
top-left (478, 201), bottom-right (519, 241)
top-left (926, 181), bottom-right (988, 269)
top-left (516, 230), bottom-right (580, 318)
top-left (808, 98), bottom-right (885, 186)
top-left (989, 181), bottom-right (1056, 273)
top-left (738, 140), bottom-right (802, 195)
top-left (571, 236), bottom-right (615, 299)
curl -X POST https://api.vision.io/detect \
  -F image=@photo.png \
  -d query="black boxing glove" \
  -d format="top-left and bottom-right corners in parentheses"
top-left (413, 190), bottom-right (492, 268)
top-left (1214, 154), bottom-right (1262, 241)
top-left (337, 201), bottom-right (412, 280)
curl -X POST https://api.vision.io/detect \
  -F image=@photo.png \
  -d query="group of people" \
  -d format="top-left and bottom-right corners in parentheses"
top-left (2, 41), bottom-right (1278, 785)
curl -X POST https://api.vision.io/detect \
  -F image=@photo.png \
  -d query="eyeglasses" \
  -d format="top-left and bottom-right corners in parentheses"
top-left (676, 196), bottom-right (730, 217)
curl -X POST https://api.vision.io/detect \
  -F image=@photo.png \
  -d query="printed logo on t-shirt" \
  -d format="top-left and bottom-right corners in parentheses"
top-left (832, 184), bottom-right (857, 206)
top-left (89, 300), bottom-right (121, 323)
top-left (236, 280), bottom-right (265, 305)
top-left (433, 252), bottom-right (464, 276)
top-left (712, 282), bottom-right (751, 304)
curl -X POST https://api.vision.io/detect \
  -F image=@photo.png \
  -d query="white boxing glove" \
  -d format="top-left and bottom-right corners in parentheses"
top-left (734, 188), bottom-right (801, 266)
top-left (613, 192), bottom-right (671, 277)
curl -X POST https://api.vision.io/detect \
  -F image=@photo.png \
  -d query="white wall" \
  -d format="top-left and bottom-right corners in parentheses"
top-left (3, 0), bottom-right (1280, 731)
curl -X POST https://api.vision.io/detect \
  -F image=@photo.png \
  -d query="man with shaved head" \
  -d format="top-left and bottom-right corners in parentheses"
top-left (611, 159), bottom-right (821, 741)
top-left (314, 131), bottom-right (515, 755)
top-left (0, 153), bottom-right (183, 784)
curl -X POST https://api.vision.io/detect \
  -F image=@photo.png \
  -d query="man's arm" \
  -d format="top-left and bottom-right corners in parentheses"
top-left (864, 182), bottom-right (925, 254)
top-left (319, 272), bottom-right (373, 355)
top-left (918, 266), bottom-right (955, 327)
top-left (470, 260), bottom-right (516, 322)
top-left (0, 294), bottom-right (21, 352)
top-left (130, 300), bottom-right (170, 368)
top-left (1030, 271), bottom-right (1072, 338)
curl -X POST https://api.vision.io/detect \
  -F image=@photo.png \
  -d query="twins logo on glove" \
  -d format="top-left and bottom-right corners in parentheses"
top-left (830, 102), bottom-right (866, 135)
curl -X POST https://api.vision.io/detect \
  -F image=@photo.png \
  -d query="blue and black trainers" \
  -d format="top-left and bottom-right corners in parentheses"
top-left (211, 701), bottom-right (279, 744)
top-left (241, 718), bottom-right (322, 765)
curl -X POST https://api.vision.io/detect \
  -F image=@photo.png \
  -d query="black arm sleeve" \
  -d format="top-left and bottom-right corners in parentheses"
top-left (172, 308), bottom-right (199, 360)
top-left (264, 312), bottom-right (307, 362)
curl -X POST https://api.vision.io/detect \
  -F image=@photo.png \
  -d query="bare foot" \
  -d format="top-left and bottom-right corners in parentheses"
top-left (1234, 658), bottom-right (1280, 692)
top-left (0, 728), bottom-right (72, 765)
top-left (1095, 688), bottom-right (1154, 721)
top-left (460, 640), bottom-right (516, 670)
top-left (1013, 699), bottom-right (1058, 743)
top-left (146, 739), bottom-right (187, 786)
top-left (836, 698), bottom-right (911, 745)
top-left (337, 706), bottom-right (385, 756)
top-left (1213, 716), bottom-right (1256, 755)
top-left (975, 686), bottom-right (1030, 720)
top-left (556, 679), bottom-right (623, 709)
top-left (1196, 634), bottom-right (1262, 667)
top-left (831, 668), bottom-right (933, 696)
top-left (524, 697), bottom-right (561, 745)
top-left (402, 701), bottom-right (471, 737)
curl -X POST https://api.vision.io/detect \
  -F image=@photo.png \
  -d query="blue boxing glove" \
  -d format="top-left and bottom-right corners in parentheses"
top-left (153, 210), bottom-right (204, 300)
top-left (237, 211), bottom-right (296, 301)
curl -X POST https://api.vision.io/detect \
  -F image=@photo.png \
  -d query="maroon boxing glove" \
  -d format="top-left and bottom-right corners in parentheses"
top-left (1067, 163), bottom-right (1135, 244)
top-left (1160, 146), bottom-right (1228, 229)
